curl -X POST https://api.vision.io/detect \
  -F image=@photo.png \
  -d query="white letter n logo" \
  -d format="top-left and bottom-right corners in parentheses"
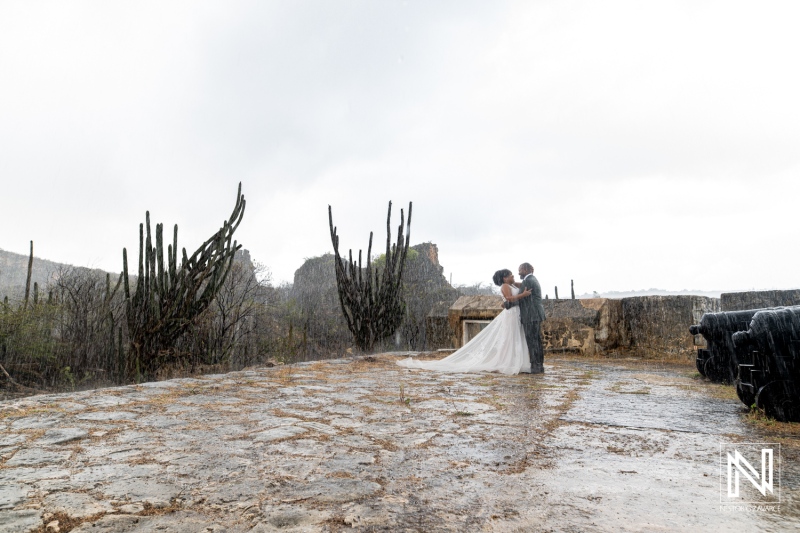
top-left (727, 448), bottom-right (773, 497)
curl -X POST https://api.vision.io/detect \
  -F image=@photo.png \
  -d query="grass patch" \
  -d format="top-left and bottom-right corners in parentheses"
top-left (34, 511), bottom-right (91, 533)
top-left (140, 498), bottom-right (184, 516)
top-left (0, 405), bottom-right (63, 421)
top-left (399, 382), bottom-right (411, 406)
top-left (744, 407), bottom-right (800, 438)
top-left (541, 387), bottom-right (582, 435)
top-left (481, 395), bottom-right (506, 410)
top-left (609, 382), bottom-right (651, 395)
top-left (674, 379), bottom-right (739, 401)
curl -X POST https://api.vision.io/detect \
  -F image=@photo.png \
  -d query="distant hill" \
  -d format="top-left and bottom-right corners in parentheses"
top-left (0, 247), bottom-right (82, 302)
top-left (0, 244), bottom-right (751, 305)
top-left (576, 289), bottom-right (724, 299)
top-left (0, 246), bottom-right (254, 303)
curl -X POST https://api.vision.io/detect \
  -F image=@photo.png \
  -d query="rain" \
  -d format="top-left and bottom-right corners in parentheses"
top-left (1, 1), bottom-right (800, 531)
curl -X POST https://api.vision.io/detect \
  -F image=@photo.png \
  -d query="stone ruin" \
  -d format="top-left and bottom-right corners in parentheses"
top-left (426, 290), bottom-right (800, 360)
top-left (720, 289), bottom-right (800, 311)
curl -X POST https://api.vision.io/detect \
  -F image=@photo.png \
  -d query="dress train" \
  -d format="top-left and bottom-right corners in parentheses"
top-left (397, 298), bottom-right (530, 375)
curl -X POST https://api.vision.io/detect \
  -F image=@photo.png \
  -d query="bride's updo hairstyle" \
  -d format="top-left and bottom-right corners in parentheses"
top-left (493, 269), bottom-right (512, 286)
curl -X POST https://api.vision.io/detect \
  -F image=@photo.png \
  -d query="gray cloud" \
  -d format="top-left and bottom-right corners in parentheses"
top-left (1, 1), bottom-right (798, 294)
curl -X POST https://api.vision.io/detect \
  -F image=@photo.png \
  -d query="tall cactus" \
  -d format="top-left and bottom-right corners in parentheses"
top-left (122, 183), bottom-right (246, 377)
top-left (102, 272), bottom-right (122, 377)
top-left (328, 201), bottom-right (412, 352)
top-left (23, 241), bottom-right (33, 310)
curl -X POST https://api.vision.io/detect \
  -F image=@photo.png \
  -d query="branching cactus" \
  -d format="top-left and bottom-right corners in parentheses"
top-left (122, 183), bottom-right (246, 377)
top-left (328, 201), bottom-right (412, 352)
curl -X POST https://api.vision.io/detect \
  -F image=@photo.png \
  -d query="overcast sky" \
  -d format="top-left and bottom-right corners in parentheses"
top-left (2, 0), bottom-right (799, 294)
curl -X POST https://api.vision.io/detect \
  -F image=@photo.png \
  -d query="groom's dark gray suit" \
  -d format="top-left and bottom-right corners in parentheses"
top-left (518, 273), bottom-right (546, 373)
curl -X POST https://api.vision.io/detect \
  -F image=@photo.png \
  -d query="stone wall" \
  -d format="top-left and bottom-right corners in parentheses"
top-left (720, 289), bottom-right (800, 311)
top-left (620, 295), bottom-right (720, 359)
top-left (425, 301), bottom-right (456, 350)
top-left (447, 295), bottom-right (504, 348)
top-left (432, 294), bottom-right (723, 360)
top-left (443, 296), bottom-right (627, 356)
top-left (542, 298), bottom-right (625, 356)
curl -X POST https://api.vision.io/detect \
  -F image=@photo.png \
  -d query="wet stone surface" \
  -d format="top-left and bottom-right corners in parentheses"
top-left (35, 428), bottom-right (89, 445)
top-left (0, 355), bottom-right (798, 532)
top-left (560, 367), bottom-right (747, 434)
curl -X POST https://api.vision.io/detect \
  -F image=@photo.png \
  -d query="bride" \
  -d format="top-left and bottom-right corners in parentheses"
top-left (397, 269), bottom-right (532, 375)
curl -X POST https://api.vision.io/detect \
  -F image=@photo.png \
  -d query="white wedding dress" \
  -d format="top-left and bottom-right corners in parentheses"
top-left (397, 286), bottom-right (531, 375)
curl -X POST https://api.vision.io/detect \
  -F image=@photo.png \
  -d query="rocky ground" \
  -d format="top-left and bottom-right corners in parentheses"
top-left (1, 354), bottom-right (798, 532)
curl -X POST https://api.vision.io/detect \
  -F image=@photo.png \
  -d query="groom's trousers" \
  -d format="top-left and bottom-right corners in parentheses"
top-left (524, 321), bottom-right (544, 373)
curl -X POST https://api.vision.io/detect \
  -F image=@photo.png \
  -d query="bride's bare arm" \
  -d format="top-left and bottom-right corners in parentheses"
top-left (501, 284), bottom-right (531, 302)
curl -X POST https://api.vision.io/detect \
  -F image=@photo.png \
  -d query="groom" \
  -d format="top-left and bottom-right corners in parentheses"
top-left (509, 263), bottom-right (546, 373)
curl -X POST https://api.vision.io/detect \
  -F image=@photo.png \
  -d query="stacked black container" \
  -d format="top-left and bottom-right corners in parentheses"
top-left (732, 306), bottom-right (800, 422)
top-left (691, 306), bottom-right (800, 422)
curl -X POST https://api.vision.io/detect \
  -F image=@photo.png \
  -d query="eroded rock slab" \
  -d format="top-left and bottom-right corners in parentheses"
top-left (275, 479), bottom-right (382, 503)
top-left (0, 434), bottom-right (27, 447)
top-left (82, 396), bottom-right (131, 408)
top-left (70, 512), bottom-right (228, 532)
top-left (252, 504), bottom-right (331, 532)
top-left (297, 421), bottom-right (337, 435)
top-left (100, 478), bottom-right (181, 507)
top-left (10, 414), bottom-right (63, 430)
top-left (0, 510), bottom-right (41, 533)
top-left (1, 356), bottom-right (798, 531)
top-left (0, 484), bottom-right (28, 510)
top-left (253, 426), bottom-right (307, 442)
top-left (5, 449), bottom-right (71, 467)
top-left (0, 467), bottom-right (70, 483)
top-left (43, 491), bottom-right (115, 519)
top-left (75, 411), bottom-right (139, 421)
top-left (35, 427), bottom-right (89, 445)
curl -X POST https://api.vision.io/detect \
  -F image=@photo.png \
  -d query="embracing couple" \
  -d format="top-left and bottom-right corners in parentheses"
top-left (397, 263), bottom-right (546, 375)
